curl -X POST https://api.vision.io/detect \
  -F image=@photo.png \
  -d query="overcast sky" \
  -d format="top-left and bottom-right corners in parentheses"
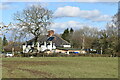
top-left (0, 2), bottom-right (118, 39)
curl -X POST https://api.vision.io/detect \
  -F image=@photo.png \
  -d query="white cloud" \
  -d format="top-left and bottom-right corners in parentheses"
top-left (49, 21), bottom-right (90, 33)
top-left (0, 3), bottom-right (10, 10)
top-left (51, 21), bottom-right (85, 29)
top-left (54, 6), bottom-right (111, 22)
top-left (54, 6), bottom-right (81, 17)
top-left (27, 2), bottom-right (49, 8)
top-left (0, 3), bottom-right (17, 10)
top-left (92, 15), bottom-right (111, 22)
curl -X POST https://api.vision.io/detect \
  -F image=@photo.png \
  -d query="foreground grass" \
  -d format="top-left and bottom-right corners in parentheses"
top-left (2, 57), bottom-right (118, 78)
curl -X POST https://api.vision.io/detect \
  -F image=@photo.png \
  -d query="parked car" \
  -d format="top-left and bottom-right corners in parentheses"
top-left (6, 52), bottom-right (14, 57)
top-left (84, 49), bottom-right (97, 54)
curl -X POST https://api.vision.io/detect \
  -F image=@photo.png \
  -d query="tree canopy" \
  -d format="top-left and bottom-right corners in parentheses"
top-left (61, 28), bottom-right (74, 43)
top-left (14, 5), bottom-right (53, 43)
top-left (3, 35), bottom-right (8, 46)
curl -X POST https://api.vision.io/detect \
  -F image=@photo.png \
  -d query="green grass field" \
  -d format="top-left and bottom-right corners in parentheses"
top-left (2, 57), bottom-right (118, 78)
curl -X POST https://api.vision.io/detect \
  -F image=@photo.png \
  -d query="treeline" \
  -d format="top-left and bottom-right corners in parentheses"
top-left (61, 16), bottom-right (118, 54)
top-left (61, 26), bottom-right (118, 54)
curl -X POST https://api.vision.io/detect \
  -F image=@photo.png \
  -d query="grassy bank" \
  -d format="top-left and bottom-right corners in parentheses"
top-left (2, 57), bottom-right (118, 78)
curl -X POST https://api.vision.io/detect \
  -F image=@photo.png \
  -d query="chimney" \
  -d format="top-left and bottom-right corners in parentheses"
top-left (48, 30), bottom-right (54, 37)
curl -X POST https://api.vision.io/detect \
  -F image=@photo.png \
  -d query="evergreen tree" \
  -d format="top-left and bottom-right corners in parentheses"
top-left (61, 28), bottom-right (70, 42)
top-left (0, 37), bottom-right (2, 51)
top-left (3, 35), bottom-right (8, 46)
top-left (70, 28), bottom-right (74, 34)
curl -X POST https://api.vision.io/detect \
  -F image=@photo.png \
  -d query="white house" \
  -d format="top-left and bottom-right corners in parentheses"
top-left (23, 30), bottom-right (71, 53)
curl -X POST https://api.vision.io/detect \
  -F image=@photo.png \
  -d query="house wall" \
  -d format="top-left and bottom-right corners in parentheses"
top-left (54, 49), bottom-right (86, 54)
top-left (23, 41), bottom-right (56, 53)
top-left (55, 49), bottom-right (67, 53)
top-left (37, 41), bottom-right (56, 52)
top-left (68, 50), bottom-right (86, 54)
top-left (47, 42), bottom-right (56, 50)
top-left (23, 45), bottom-right (32, 53)
top-left (63, 45), bottom-right (71, 48)
top-left (39, 42), bottom-right (47, 52)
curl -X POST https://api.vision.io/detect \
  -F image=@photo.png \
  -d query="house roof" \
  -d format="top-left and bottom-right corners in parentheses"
top-left (57, 47), bottom-right (81, 50)
top-left (24, 34), bottom-right (70, 47)
top-left (4, 42), bottom-right (22, 52)
top-left (52, 34), bottom-right (70, 47)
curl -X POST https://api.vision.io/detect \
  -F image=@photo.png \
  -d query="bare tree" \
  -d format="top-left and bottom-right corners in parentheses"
top-left (13, 5), bottom-right (53, 44)
top-left (0, 22), bottom-right (12, 35)
top-left (0, 22), bottom-right (12, 52)
top-left (71, 26), bottom-right (99, 49)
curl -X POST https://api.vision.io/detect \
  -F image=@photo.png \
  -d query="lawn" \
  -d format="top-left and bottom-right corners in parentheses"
top-left (2, 57), bottom-right (118, 78)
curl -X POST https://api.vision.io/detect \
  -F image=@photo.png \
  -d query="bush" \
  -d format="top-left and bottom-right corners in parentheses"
top-left (14, 53), bottom-right (23, 57)
top-left (20, 52), bottom-right (118, 57)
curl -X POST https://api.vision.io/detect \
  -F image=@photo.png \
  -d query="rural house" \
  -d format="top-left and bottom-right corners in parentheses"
top-left (23, 30), bottom-right (71, 53)
top-left (4, 42), bottom-right (22, 53)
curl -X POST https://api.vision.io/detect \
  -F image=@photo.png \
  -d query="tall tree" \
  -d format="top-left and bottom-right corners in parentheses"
top-left (112, 13), bottom-right (120, 54)
top-left (71, 26), bottom-right (98, 49)
top-left (0, 37), bottom-right (2, 51)
top-left (3, 35), bottom-right (8, 46)
top-left (13, 5), bottom-right (53, 44)
top-left (70, 28), bottom-right (74, 34)
top-left (61, 28), bottom-right (70, 42)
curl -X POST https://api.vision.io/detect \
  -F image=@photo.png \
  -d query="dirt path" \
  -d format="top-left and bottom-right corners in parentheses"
top-left (17, 68), bottom-right (55, 78)
top-left (2, 61), bottom-right (56, 78)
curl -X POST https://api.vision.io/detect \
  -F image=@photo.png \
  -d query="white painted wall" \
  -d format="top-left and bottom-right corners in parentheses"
top-left (52, 43), bottom-right (56, 49)
top-left (47, 41), bottom-right (56, 50)
top-left (37, 41), bottom-right (56, 52)
top-left (63, 45), bottom-right (71, 48)
top-left (23, 45), bottom-right (26, 53)
top-left (47, 42), bottom-right (53, 50)
top-left (37, 42), bottom-right (40, 52)
top-left (23, 41), bottom-right (71, 53)
top-left (23, 45), bottom-right (32, 53)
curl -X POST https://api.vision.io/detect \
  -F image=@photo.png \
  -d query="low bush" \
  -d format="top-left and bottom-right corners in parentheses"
top-left (11, 52), bottom-right (119, 57)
